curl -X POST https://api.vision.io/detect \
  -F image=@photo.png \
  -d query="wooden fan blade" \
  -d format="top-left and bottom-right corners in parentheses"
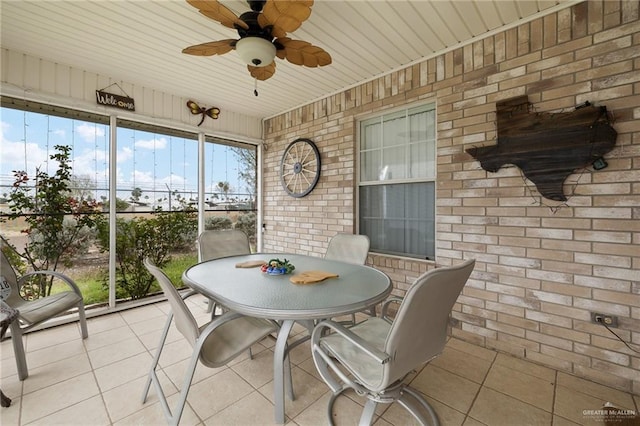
top-left (248, 62), bottom-right (276, 81)
top-left (261, 0), bottom-right (313, 37)
top-left (276, 37), bottom-right (331, 67)
top-left (186, 0), bottom-right (248, 30)
top-left (182, 40), bottom-right (236, 56)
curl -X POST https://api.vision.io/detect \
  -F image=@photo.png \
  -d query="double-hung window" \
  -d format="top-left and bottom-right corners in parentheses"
top-left (358, 103), bottom-right (436, 259)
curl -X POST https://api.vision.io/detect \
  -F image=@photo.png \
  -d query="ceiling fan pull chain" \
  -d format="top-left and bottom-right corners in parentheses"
top-left (254, 78), bottom-right (259, 97)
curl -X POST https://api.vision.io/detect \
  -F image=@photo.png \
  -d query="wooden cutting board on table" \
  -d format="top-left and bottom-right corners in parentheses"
top-left (290, 271), bottom-right (339, 285)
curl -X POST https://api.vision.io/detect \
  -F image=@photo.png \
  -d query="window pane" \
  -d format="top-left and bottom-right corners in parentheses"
top-left (0, 107), bottom-right (111, 304)
top-left (360, 150), bottom-right (381, 182)
top-left (361, 120), bottom-right (381, 150)
top-left (359, 182), bottom-right (435, 259)
top-left (382, 113), bottom-right (406, 148)
top-left (382, 146), bottom-right (406, 180)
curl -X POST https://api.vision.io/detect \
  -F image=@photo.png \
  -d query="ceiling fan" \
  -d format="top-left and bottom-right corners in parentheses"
top-left (182, 0), bottom-right (332, 82)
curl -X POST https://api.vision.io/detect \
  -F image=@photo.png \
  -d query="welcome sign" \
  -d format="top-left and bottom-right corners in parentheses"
top-left (96, 90), bottom-right (135, 111)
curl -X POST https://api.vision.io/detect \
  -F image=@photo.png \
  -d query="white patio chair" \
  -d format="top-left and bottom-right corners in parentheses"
top-left (325, 233), bottom-right (372, 322)
top-left (142, 258), bottom-right (278, 426)
top-left (197, 229), bottom-right (251, 315)
top-left (311, 258), bottom-right (475, 425)
top-left (0, 250), bottom-right (88, 380)
top-left (324, 233), bottom-right (370, 265)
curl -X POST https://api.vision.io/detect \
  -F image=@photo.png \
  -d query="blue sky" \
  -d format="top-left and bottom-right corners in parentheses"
top-left (0, 107), bottom-right (248, 205)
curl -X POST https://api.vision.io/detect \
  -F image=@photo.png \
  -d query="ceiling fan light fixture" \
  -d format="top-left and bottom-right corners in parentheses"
top-left (236, 37), bottom-right (276, 67)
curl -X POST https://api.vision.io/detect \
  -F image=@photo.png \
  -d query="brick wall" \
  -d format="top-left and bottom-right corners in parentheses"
top-left (263, 1), bottom-right (640, 394)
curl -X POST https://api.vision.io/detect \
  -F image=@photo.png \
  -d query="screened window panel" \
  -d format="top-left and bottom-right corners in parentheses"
top-left (359, 103), bottom-right (436, 258)
top-left (359, 182), bottom-right (435, 259)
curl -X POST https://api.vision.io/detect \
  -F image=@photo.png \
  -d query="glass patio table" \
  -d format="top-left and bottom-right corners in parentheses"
top-left (182, 253), bottom-right (392, 424)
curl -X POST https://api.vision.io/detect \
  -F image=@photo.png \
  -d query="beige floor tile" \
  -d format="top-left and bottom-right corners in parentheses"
top-left (297, 357), bottom-right (322, 381)
top-left (3, 308), bottom-right (639, 426)
top-left (1, 338), bottom-right (16, 361)
top-left (82, 325), bottom-right (138, 352)
top-left (430, 346), bottom-right (493, 384)
top-left (556, 372), bottom-right (635, 409)
top-left (204, 390), bottom-right (278, 426)
top-left (118, 304), bottom-right (166, 325)
top-left (25, 323), bottom-right (83, 352)
top-left (288, 338), bottom-right (313, 366)
top-left (20, 372), bottom-right (100, 424)
top-left (293, 389), bottom-right (369, 426)
top-left (94, 351), bottom-right (153, 392)
top-left (85, 312), bottom-right (128, 334)
top-left (1, 353), bottom-right (19, 379)
top-left (103, 372), bottom-right (177, 423)
top-left (22, 352), bottom-right (92, 394)
top-left (25, 395), bottom-right (111, 426)
top-left (446, 338), bottom-right (497, 362)
top-left (87, 336), bottom-right (146, 369)
top-left (136, 323), bottom-right (184, 351)
top-left (113, 393), bottom-right (201, 426)
top-left (187, 368), bottom-right (255, 420)
top-left (259, 365), bottom-right (328, 420)
top-left (468, 387), bottom-right (552, 426)
top-left (462, 417), bottom-right (488, 426)
top-left (26, 339), bottom-right (85, 371)
top-left (231, 347), bottom-right (275, 389)
top-left (483, 363), bottom-right (555, 412)
top-left (157, 337), bottom-right (195, 369)
top-left (0, 395), bottom-right (21, 425)
top-left (0, 371), bottom-right (22, 401)
top-left (410, 364), bottom-right (481, 413)
top-left (127, 314), bottom-right (170, 336)
top-left (380, 392), bottom-right (466, 426)
top-left (493, 353), bottom-right (556, 382)
top-left (552, 415), bottom-right (582, 426)
top-left (554, 384), bottom-right (635, 425)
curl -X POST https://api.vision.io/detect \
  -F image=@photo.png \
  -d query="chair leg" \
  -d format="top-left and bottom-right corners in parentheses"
top-left (327, 387), bottom-right (347, 426)
top-left (400, 386), bottom-right (440, 426)
top-left (9, 322), bottom-right (28, 381)
top-left (77, 302), bottom-right (88, 339)
top-left (142, 313), bottom-right (172, 403)
top-left (358, 399), bottom-right (378, 426)
top-left (206, 299), bottom-right (216, 315)
top-left (167, 350), bottom-right (200, 426)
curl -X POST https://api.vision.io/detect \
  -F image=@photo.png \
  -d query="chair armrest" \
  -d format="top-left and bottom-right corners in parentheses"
top-left (381, 297), bottom-right (403, 322)
top-left (18, 270), bottom-right (83, 298)
top-left (312, 319), bottom-right (390, 364)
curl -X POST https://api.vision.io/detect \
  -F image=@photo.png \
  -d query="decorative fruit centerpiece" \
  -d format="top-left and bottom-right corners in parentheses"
top-left (261, 258), bottom-right (295, 275)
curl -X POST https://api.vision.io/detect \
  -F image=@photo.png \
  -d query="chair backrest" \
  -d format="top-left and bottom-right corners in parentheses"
top-left (382, 258), bottom-right (475, 387)
top-left (143, 258), bottom-right (199, 346)
top-left (324, 234), bottom-right (370, 265)
top-left (197, 230), bottom-right (250, 262)
top-left (1, 250), bottom-right (24, 307)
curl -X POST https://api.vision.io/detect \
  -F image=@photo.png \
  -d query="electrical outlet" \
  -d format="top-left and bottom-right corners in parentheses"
top-left (591, 312), bottom-right (618, 327)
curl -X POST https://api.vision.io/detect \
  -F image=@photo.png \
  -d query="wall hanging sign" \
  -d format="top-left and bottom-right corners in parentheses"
top-left (466, 96), bottom-right (617, 201)
top-left (95, 83), bottom-right (135, 111)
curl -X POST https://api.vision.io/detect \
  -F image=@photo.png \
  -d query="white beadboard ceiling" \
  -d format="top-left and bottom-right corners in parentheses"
top-left (1, 0), bottom-right (579, 120)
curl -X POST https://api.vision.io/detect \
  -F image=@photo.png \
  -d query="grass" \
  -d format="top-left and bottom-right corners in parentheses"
top-left (49, 253), bottom-right (199, 306)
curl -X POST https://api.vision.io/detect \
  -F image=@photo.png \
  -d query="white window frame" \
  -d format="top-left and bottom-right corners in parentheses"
top-left (356, 101), bottom-right (437, 260)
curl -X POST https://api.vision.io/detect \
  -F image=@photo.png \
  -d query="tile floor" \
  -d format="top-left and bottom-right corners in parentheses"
top-left (1, 294), bottom-right (638, 426)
